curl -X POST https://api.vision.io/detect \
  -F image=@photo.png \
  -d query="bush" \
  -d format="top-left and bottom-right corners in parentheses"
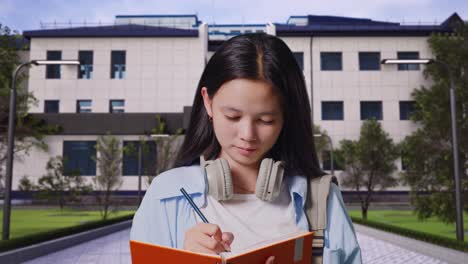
top-left (0, 214), bottom-right (134, 252)
top-left (352, 216), bottom-right (468, 252)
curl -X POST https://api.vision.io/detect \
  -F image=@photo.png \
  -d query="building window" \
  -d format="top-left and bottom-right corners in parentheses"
top-left (111, 50), bottom-right (126, 79)
top-left (46, 51), bottom-right (61, 79)
top-left (320, 52), bottom-right (342, 71)
top-left (245, 30), bottom-right (252, 33)
top-left (76, 100), bottom-right (92, 113)
top-left (230, 30), bottom-right (241, 34)
top-left (122, 141), bottom-right (157, 176)
top-left (293, 52), bottom-right (304, 71)
top-left (110, 100), bottom-right (125, 113)
top-left (360, 101), bottom-right (383, 120)
top-left (359, 52), bottom-right (380, 71)
top-left (63, 141), bottom-right (96, 176)
top-left (78, 51), bottom-right (93, 79)
top-left (322, 101), bottom-right (344, 120)
top-left (400, 101), bottom-right (416, 120)
top-left (44, 100), bottom-right (59, 113)
top-left (256, 30), bottom-right (263, 33)
top-left (397, 52), bottom-right (420, 71)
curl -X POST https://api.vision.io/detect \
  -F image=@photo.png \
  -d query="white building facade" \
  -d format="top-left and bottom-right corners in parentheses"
top-left (9, 13), bottom-right (462, 199)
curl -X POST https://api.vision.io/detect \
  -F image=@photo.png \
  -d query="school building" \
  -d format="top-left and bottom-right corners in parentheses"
top-left (7, 13), bottom-right (463, 202)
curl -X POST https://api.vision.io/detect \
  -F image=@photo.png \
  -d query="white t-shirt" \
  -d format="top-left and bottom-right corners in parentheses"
top-left (194, 181), bottom-right (301, 252)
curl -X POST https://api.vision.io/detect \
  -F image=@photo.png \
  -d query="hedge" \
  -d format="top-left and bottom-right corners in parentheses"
top-left (0, 213), bottom-right (134, 253)
top-left (352, 216), bottom-right (468, 252)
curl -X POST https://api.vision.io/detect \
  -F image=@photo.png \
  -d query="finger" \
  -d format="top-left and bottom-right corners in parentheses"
top-left (188, 243), bottom-right (219, 255)
top-left (222, 232), bottom-right (235, 245)
top-left (265, 256), bottom-right (276, 264)
top-left (197, 223), bottom-right (223, 241)
top-left (196, 234), bottom-right (227, 253)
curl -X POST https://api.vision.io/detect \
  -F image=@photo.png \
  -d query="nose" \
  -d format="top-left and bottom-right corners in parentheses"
top-left (239, 120), bottom-right (257, 142)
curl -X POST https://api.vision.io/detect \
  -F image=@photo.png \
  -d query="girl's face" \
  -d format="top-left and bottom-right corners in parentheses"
top-left (201, 78), bottom-right (284, 168)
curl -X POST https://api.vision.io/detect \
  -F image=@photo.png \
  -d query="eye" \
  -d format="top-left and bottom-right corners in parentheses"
top-left (259, 119), bottom-right (274, 125)
top-left (225, 115), bottom-right (240, 121)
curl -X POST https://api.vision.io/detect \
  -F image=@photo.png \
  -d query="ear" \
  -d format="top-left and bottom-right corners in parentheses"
top-left (201, 87), bottom-right (213, 118)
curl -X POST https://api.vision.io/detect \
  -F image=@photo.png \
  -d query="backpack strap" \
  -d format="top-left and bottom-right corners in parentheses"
top-left (305, 174), bottom-right (336, 264)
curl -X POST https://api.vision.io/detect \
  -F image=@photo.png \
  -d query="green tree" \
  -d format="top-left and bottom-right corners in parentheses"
top-left (36, 156), bottom-right (92, 211)
top-left (0, 24), bottom-right (60, 190)
top-left (338, 119), bottom-right (399, 220)
top-left (147, 115), bottom-right (184, 185)
top-left (94, 134), bottom-right (123, 220)
top-left (401, 23), bottom-right (468, 223)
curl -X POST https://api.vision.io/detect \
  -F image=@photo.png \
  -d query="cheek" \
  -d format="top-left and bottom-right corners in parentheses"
top-left (213, 119), bottom-right (236, 145)
top-left (259, 124), bottom-right (283, 146)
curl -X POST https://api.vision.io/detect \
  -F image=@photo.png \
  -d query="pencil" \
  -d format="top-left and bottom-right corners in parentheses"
top-left (180, 187), bottom-right (209, 223)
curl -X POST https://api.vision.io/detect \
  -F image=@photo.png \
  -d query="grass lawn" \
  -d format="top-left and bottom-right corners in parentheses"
top-left (0, 208), bottom-right (136, 239)
top-left (349, 209), bottom-right (468, 240)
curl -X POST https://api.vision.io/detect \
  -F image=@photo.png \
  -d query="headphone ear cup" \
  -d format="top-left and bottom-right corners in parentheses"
top-left (205, 158), bottom-right (233, 201)
top-left (256, 159), bottom-right (285, 202)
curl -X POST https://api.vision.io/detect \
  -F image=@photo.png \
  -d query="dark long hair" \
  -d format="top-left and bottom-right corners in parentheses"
top-left (174, 33), bottom-right (323, 179)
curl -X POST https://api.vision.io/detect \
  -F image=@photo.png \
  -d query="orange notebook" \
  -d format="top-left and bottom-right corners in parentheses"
top-left (130, 230), bottom-right (313, 264)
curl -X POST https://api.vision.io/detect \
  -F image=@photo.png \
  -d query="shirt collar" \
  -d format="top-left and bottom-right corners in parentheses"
top-left (152, 165), bottom-right (206, 207)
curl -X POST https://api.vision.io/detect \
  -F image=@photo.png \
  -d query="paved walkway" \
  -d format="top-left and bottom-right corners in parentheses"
top-left (24, 226), bottom-right (466, 264)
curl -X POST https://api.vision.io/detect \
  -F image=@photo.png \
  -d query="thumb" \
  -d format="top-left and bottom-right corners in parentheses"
top-left (266, 256), bottom-right (276, 264)
top-left (222, 232), bottom-right (235, 245)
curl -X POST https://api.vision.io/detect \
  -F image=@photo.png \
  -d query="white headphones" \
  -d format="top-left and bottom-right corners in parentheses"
top-left (200, 155), bottom-right (285, 202)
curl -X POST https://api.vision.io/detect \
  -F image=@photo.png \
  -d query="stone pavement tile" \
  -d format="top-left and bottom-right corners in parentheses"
top-left (355, 223), bottom-right (467, 264)
top-left (357, 232), bottom-right (447, 264)
top-left (120, 253), bottom-right (131, 264)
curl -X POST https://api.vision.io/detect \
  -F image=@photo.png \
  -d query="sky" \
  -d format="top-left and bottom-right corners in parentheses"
top-left (1, 0), bottom-right (467, 33)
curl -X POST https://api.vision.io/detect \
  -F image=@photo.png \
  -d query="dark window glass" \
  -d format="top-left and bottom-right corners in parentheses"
top-left (321, 52), bottom-right (342, 71)
top-left (46, 51), bottom-right (61, 79)
top-left (397, 52), bottom-right (420, 71)
top-left (44, 100), bottom-right (59, 113)
top-left (360, 101), bottom-right (383, 120)
top-left (76, 100), bottom-right (92, 113)
top-left (122, 141), bottom-right (157, 176)
top-left (110, 100), bottom-right (125, 113)
top-left (399, 101), bottom-right (416, 120)
top-left (359, 52), bottom-right (381, 71)
top-left (78, 51), bottom-right (93, 79)
top-left (322, 101), bottom-right (344, 120)
top-left (293, 52), bottom-right (304, 71)
top-left (230, 30), bottom-right (241, 34)
top-left (111, 51), bottom-right (126, 79)
top-left (63, 141), bottom-right (96, 176)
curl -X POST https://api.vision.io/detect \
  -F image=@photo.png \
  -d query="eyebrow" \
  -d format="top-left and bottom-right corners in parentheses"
top-left (221, 106), bottom-right (278, 116)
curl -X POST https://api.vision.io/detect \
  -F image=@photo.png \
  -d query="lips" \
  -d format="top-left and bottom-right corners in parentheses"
top-left (236, 146), bottom-right (257, 151)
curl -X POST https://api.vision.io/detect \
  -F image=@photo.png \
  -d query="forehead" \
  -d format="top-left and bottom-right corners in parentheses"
top-left (213, 79), bottom-right (282, 112)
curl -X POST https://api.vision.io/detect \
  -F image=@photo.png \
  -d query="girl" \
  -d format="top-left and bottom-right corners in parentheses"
top-left (130, 33), bottom-right (362, 263)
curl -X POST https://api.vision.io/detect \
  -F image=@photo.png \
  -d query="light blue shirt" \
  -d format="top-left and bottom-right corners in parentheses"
top-left (130, 165), bottom-right (362, 263)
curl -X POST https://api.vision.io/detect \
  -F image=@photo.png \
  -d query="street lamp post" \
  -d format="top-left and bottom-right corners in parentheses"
top-left (382, 58), bottom-right (464, 241)
top-left (314, 134), bottom-right (334, 176)
top-left (136, 134), bottom-right (169, 204)
top-left (2, 60), bottom-right (80, 241)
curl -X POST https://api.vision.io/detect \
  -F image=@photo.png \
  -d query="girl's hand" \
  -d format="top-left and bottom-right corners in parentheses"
top-left (183, 223), bottom-right (234, 255)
